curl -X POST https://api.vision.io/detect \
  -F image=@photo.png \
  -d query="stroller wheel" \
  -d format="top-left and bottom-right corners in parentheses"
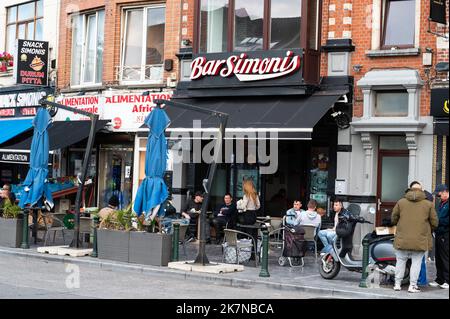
top-left (289, 257), bottom-right (304, 267)
top-left (278, 256), bottom-right (287, 266)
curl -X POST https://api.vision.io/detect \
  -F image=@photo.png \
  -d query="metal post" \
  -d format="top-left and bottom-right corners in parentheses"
top-left (359, 236), bottom-right (370, 288)
top-left (91, 215), bottom-right (99, 258)
top-left (20, 210), bottom-right (30, 249)
top-left (259, 229), bottom-right (270, 277)
top-left (172, 223), bottom-right (180, 262)
top-left (71, 115), bottom-right (99, 248)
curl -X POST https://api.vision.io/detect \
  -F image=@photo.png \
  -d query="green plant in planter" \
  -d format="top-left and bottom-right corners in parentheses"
top-left (1, 201), bottom-right (22, 219)
top-left (99, 204), bottom-right (138, 231)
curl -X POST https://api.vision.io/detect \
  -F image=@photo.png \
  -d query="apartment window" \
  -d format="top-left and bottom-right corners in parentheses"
top-left (234, 0), bottom-right (264, 52)
top-left (71, 11), bottom-right (105, 86)
top-left (120, 6), bottom-right (166, 83)
top-left (375, 91), bottom-right (409, 117)
top-left (6, 1), bottom-right (44, 54)
top-left (199, 0), bottom-right (309, 53)
top-left (382, 0), bottom-right (415, 48)
top-left (271, 0), bottom-right (302, 50)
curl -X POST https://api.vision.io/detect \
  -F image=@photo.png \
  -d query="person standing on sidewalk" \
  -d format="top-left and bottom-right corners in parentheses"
top-left (391, 181), bottom-right (438, 293)
top-left (429, 184), bottom-right (449, 289)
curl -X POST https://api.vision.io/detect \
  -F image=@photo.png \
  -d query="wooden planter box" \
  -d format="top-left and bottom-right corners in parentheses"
top-left (97, 229), bottom-right (130, 263)
top-left (0, 217), bottom-right (24, 248)
top-left (97, 229), bottom-right (172, 266)
top-left (129, 232), bottom-right (172, 266)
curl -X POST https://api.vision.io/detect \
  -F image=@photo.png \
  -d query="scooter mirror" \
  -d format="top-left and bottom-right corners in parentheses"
top-left (369, 207), bottom-right (376, 215)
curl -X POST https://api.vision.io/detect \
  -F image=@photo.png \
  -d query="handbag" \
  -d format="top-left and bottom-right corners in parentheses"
top-left (336, 218), bottom-right (353, 238)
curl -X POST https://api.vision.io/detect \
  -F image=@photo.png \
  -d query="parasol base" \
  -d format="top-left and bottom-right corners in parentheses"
top-left (37, 245), bottom-right (92, 257)
top-left (168, 261), bottom-right (244, 274)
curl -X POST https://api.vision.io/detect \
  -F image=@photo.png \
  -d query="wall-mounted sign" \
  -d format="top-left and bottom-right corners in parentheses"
top-left (430, 0), bottom-right (446, 24)
top-left (54, 91), bottom-right (173, 131)
top-left (188, 49), bottom-right (303, 89)
top-left (0, 88), bottom-right (52, 118)
top-left (14, 39), bottom-right (49, 86)
top-left (431, 88), bottom-right (449, 117)
top-left (0, 151), bottom-right (29, 164)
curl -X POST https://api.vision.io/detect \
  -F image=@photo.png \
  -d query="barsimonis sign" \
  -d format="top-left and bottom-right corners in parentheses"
top-left (188, 49), bottom-right (304, 89)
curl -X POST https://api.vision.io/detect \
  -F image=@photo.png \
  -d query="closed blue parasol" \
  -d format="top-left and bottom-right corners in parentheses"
top-left (134, 108), bottom-right (170, 221)
top-left (19, 108), bottom-right (54, 210)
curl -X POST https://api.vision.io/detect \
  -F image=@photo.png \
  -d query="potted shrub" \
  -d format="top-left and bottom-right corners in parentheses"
top-left (0, 202), bottom-right (24, 248)
top-left (97, 205), bottom-right (172, 266)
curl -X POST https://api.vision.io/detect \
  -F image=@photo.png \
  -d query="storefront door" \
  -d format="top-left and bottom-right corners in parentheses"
top-left (98, 146), bottom-right (133, 209)
top-left (376, 150), bottom-right (409, 226)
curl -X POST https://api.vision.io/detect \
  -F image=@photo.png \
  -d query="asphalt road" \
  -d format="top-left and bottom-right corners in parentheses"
top-left (0, 254), bottom-right (330, 299)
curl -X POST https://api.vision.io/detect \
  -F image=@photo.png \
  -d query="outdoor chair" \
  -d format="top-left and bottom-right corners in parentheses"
top-left (223, 229), bottom-right (258, 267)
top-left (39, 212), bottom-right (67, 246)
top-left (301, 225), bottom-right (318, 260)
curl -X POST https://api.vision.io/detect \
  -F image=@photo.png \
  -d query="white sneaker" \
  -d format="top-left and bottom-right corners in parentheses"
top-left (393, 285), bottom-right (401, 291)
top-left (429, 281), bottom-right (441, 287)
top-left (439, 283), bottom-right (449, 289)
top-left (408, 285), bottom-right (421, 293)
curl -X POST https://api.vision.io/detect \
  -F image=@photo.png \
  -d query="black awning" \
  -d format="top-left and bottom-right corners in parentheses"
top-left (434, 118), bottom-right (449, 136)
top-left (163, 91), bottom-right (345, 139)
top-left (2, 120), bottom-right (110, 151)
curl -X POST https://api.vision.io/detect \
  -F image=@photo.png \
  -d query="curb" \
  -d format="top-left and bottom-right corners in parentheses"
top-left (0, 247), bottom-right (423, 299)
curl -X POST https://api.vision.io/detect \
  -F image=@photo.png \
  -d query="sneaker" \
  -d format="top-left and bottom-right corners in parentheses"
top-left (429, 281), bottom-right (441, 288)
top-left (393, 285), bottom-right (401, 291)
top-left (408, 285), bottom-right (421, 293)
top-left (439, 283), bottom-right (449, 289)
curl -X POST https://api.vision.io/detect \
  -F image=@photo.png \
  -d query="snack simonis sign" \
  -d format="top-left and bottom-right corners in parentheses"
top-left (15, 39), bottom-right (49, 86)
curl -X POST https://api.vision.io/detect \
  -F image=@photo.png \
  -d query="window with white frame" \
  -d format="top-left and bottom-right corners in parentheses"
top-left (71, 10), bottom-right (105, 86)
top-left (375, 90), bottom-right (409, 117)
top-left (120, 5), bottom-right (166, 83)
top-left (6, 1), bottom-right (43, 54)
top-left (381, 0), bottom-right (415, 49)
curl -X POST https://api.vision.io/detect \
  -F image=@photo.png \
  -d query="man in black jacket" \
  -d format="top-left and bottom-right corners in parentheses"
top-left (211, 193), bottom-right (237, 244)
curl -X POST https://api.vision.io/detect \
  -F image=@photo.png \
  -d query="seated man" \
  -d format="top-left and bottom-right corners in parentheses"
top-left (211, 193), bottom-right (237, 244)
top-left (182, 191), bottom-right (209, 241)
top-left (98, 195), bottom-right (119, 228)
top-left (317, 199), bottom-right (351, 254)
top-left (285, 200), bottom-right (304, 226)
top-left (298, 199), bottom-right (322, 233)
top-left (159, 195), bottom-right (189, 234)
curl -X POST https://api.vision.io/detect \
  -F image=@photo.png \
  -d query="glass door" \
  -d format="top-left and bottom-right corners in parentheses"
top-left (377, 151), bottom-right (409, 226)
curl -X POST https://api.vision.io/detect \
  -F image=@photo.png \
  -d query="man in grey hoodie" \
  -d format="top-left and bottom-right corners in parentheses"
top-left (299, 199), bottom-right (322, 234)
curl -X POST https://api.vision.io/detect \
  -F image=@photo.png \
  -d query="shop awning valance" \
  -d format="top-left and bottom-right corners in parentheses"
top-left (0, 118), bottom-right (33, 144)
top-left (1, 120), bottom-right (110, 151)
top-left (158, 91), bottom-right (346, 140)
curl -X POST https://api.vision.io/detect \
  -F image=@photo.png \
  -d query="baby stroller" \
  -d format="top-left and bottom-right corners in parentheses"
top-left (278, 217), bottom-right (307, 267)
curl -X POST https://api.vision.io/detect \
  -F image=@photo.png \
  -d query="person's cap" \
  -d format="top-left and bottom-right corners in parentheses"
top-left (433, 184), bottom-right (449, 194)
top-left (108, 195), bottom-right (120, 207)
top-left (194, 191), bottom-right (204, 197)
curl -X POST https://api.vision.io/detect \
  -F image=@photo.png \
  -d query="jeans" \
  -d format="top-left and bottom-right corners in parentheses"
top-left (395, 249), bottom-right (425, 287)
top-left (318, 229), bottom-right (336, 253)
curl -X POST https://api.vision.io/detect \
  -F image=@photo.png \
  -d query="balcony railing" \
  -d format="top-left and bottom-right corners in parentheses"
top-left (116, 64), bottom-right (164, 84)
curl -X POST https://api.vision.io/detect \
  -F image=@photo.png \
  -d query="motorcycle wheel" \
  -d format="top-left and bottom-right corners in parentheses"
top-left (319, 254), bottom-right (341, 279)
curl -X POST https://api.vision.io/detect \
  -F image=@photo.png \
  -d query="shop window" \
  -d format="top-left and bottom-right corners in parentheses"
top-left (5, 0), bottom-right (43, 54)
top-left (381, 0), bottom-right (415, 49)
top-left (71, 10), bottom-right (105, 86)
top-left (198, 0), bottom-right (315, 53)
top-left (375, 91), bottom-right (408, 117)
top-left (120, 6), bottom-right (165, 83)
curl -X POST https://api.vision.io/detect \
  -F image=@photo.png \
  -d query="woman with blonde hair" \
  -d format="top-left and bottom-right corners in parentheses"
top-left (238, 179), bottom-right (261, 233)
